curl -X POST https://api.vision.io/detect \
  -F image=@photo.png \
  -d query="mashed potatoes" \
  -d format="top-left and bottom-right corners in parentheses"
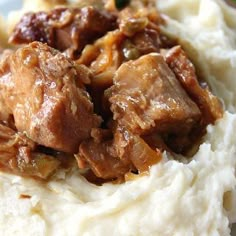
top-left (1, 0), bottom-right (236, 235)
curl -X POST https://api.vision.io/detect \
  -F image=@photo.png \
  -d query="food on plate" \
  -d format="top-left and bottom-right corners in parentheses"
top-left (0, 0), bottom-right (236, 235)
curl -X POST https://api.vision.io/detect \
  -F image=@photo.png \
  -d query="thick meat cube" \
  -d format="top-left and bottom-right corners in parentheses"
top-left (0, 42), bottom-right (101, 153)
top-left (0, 124), bottom-right (60, 179)
top-left (9, 7), bottom-right (117, 58)
top-left (164, 46), bottom-right (223, 124)
top-left (108, 53), bottom-right (201, 136)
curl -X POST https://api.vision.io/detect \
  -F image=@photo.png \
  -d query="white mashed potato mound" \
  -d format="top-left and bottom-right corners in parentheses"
top-left (1, 0), bottom-right (236, 235)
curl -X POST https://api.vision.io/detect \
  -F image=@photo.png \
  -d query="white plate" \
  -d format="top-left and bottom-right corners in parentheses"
top-left (0, 0), bottom-right (235, 235)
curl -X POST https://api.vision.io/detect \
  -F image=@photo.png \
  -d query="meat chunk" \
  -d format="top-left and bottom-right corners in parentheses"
top-left (77, 27), bottom-right (163, 119)
top-left (113, 127), bottom-right (162, 172)
top-left (78, 126), bottom-right (161, 179)
top-left (78, 139), bottom-right (129, 179)
top-left (128, 28), bottom-right (160, 55)
top-left (164, 46), bottom-right (223, 124)
top-left (78, 20), bottom-right (162, 81)
top-left (108, 53), bottom-right (201, 136)
top-left (0, 42), bottom-right (101, 153)
top-left (76, 2), bottom-right (164, 104)
top-left (9, 12), bottom-right (52, 45)
top-left (9, 7), bottom-right (117, 58)
top-left (0, 124), bottom-right (60, 179)
top-left (77, 127), bottom-right (130, 179)
top-left (0, 50), bottom-right (13, 122)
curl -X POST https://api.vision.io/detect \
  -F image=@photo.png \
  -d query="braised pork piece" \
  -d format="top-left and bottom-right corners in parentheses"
top-left (0, 0), bottom-right (223, 182)
top-left (0, 42), bottom-right (101, 153)
top-left (9, 6), bottom-right (117, 58)
top-left (164, 46), bottom-right (223, 125)
top-left (109, 53), bottom-right (201, 136)
top-left (0, 123), bottom-right (60, 179)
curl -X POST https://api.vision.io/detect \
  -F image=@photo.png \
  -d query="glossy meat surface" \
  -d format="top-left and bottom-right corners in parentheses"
top-left (0, 42), bottom-right (101, 153)
top-left (164, 46), bottom-right (223, 124)
top-left (109, 53), bottom-right (201, 136)
top-left (9, 7), bottom-right (117, 58)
